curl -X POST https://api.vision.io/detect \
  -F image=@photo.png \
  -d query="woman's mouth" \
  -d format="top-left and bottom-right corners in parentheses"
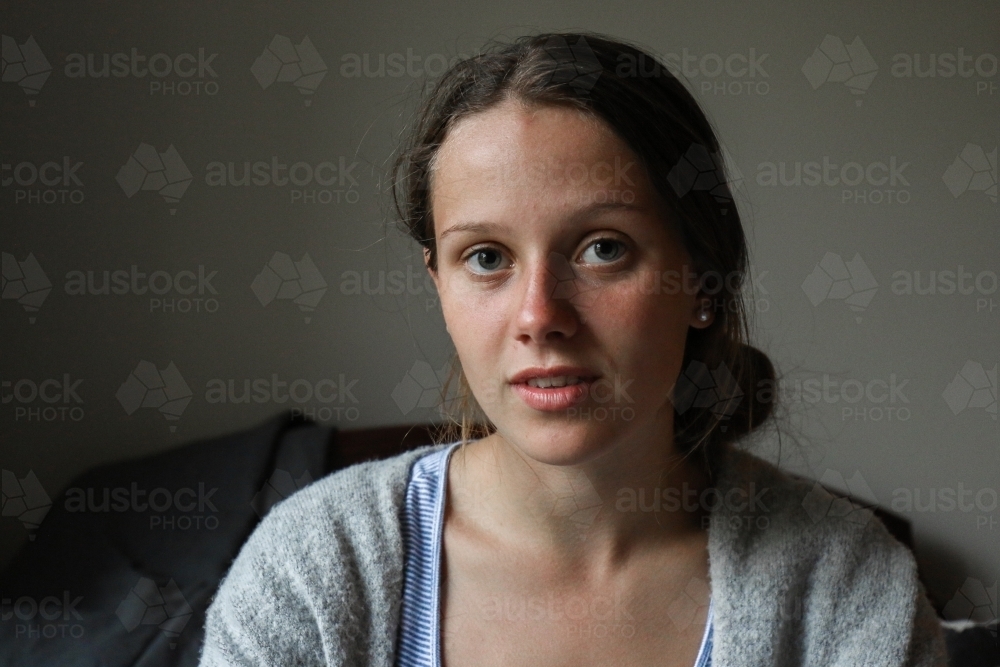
top-left (525, 375), bottom-right (585, 388)
top-left (510, 367), bottom-right (599, 412)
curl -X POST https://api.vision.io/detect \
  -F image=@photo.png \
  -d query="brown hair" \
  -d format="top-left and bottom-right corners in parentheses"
top-left (391, 32), bottom-right (776, 476)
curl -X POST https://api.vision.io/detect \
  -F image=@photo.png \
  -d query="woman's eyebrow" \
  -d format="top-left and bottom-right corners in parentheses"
top-left (437, 221), bottom-right (507, 241)
top-left (574, 201), bottom-right (644, 218)
top-left (439, 202), bottom-right (646, 241)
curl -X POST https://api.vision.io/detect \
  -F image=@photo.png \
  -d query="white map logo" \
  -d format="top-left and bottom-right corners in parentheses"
top-left (667, 577), bottom-right (711, 630)
top-left (943, 143), bottom-right (998, 203)
top-left (116, 577), bottom-right (193, 648)
top-left (251, 469), bottom-right (314, 519)
top-left (251, 252), bottom-right (328, 323)
top-left (671, 360), bottom-right (744, 430)
top-left (251, 35), bottom-right (327, 106)
top-left (1, 34), bottom-right (52, 105)
top-left (802, 35), bottom-right (878, 106)
top-left (801, 252), bottom-right (878, 322)
top-left (537, 34), bottom-right (602, 94)
top-left (527, 468), bottom-right (603, 528)
top-left (391, 359), bottom-right (451, 416)
top-left (667, 144), bottom-right (745, 215)
top-left (1, 469), bottom-right (51, 540)
top-left (802, 469), bottom-right (878, 527)
top-left (116, 143), bottom-right (193, 214)
top-left (942, 577), bottom-right (998, 631)
top-left (942, 361), bottom-right (997, 421)
top-left (2, 251), bottom-right (51, 323)
top-left (116, 360), bottom-right (193, 431)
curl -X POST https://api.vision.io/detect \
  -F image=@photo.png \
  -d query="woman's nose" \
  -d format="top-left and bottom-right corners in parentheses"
top-left (513, 252), bottom-right (581, 345)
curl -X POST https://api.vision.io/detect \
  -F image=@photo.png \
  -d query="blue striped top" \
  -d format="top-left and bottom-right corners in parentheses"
top-left (394, 443), bottom-right (714, 667)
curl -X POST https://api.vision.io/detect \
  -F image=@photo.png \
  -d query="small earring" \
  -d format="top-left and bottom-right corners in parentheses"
top-left (697, 310), bottom-right (710, 322)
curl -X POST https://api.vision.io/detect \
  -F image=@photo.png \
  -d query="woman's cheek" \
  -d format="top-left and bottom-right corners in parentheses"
top-left (592, 278), bottom-right (667, 329)
top-left (601, 281), bottom-right (688, 368)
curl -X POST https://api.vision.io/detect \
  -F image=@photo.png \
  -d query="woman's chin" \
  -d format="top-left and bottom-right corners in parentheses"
top-left (497, 417), bottom-right (622, 467)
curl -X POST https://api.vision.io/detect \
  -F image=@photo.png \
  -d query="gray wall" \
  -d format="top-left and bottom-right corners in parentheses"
top-left (2, 0), bottom-right (997, 615)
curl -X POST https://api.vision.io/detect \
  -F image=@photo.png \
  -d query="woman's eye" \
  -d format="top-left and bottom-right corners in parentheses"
top-left (581, 239), bottom-right (626, 264)
top-left (465, 248), bottom-right (507, 274)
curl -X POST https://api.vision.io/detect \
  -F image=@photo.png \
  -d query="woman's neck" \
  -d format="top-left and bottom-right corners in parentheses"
top-left (446, 413), bottom-right (711, 573)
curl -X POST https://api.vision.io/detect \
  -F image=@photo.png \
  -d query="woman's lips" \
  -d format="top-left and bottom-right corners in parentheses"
top-left (509, 368), bottom-right (599, 412)
top-left (512, 381), bottom-right (592, 411)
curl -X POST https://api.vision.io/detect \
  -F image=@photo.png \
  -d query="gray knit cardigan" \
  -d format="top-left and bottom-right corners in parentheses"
top-left (199, 443), bottom-right (948, 666)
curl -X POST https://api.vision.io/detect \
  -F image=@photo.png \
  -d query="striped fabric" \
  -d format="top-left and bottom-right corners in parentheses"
top-left (395, 443), bottom-right (714, 667)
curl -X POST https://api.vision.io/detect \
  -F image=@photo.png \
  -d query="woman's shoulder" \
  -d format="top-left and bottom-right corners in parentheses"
top-left (712, 445), bottom-right (907, 554)
top-left (247, 441), bottom-right (452, 556)
top-left (714, 445), bottom-right (902, 549)
top-left (200, 442), bottom-right (451, 666)
top-left (708, 448), bottom-right (947, 665)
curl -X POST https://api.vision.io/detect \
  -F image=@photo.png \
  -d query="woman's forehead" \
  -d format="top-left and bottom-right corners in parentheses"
top-left (433, 100), bottom-right (636, 182)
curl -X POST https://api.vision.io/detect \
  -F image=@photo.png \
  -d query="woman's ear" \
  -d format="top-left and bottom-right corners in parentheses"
top-left (424, 246), bottom-right (448, 332)
top-left (424, 246), bottom-right (442, 292)
top-left (690, 295), bottom-right (714, 329)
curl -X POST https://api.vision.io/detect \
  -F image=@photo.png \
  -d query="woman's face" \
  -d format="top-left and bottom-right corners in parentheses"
top-left (428, 99), bottom-right (713, 466)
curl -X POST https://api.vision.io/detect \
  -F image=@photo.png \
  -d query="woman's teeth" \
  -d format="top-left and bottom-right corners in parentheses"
top-left (526, 376), bottom-right (582, 388)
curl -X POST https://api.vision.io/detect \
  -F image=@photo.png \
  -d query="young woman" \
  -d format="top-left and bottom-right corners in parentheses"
top-left (200, 33), bottom-right (948, 667)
